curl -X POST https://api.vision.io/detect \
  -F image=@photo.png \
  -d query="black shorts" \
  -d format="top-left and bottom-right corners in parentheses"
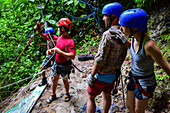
top-left (52, 60), bottom-right (72, 80)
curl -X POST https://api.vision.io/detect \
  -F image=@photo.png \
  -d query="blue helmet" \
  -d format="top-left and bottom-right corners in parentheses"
top-left (119, 8), bottom-right (148, 31)
top-left (45, 27), bottom-right (53, 34)
top-left (102, 2), bottom-right (122, 17)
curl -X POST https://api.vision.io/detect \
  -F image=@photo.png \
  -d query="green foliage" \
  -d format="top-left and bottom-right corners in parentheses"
top-left (0, 0), bottom-right (169, 102)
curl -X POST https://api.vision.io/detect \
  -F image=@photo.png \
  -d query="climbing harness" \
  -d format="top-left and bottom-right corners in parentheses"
top-left (128, 71), bottom-right (154, 98)
top-left (110, 73), bottom-right (126, 112)
top-left (79, 71), bottom-right (126, 113)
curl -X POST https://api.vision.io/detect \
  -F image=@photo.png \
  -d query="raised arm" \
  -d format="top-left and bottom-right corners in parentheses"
top-left (145, 40), bottom-right (170, 76)
top-left (34, 21), bottom-right (48, 40)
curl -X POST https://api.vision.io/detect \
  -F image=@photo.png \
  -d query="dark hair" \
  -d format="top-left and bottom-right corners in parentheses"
top-left (60, 26), bottom-right (69, 32)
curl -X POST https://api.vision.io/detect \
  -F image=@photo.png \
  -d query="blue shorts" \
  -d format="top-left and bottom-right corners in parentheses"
top-left (52, 60), bottom-right (72, 80)
top-left (127, 77), bottom-right (156, 100)
top-left (41, 54), bottom-right (55, 69)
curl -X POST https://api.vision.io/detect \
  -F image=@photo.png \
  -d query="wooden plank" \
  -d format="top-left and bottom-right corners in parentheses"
top-left (6, 85), bottom-right (46, 113)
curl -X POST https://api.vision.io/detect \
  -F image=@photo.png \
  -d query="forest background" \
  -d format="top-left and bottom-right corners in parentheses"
top-left (0, 0), bottom-right (169, 104)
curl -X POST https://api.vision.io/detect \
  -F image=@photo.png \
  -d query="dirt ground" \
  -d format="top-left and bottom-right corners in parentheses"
top-left (0, 53), bottom-right (169, 113)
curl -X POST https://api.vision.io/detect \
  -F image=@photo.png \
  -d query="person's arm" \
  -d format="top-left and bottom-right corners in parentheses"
top-left (34, 21), bottom-right (48, 40)
top-left (91, 62), bottom-right (102, 76)
top-left (145, 40), bottom-right (170, 76)
top-left (46, 47), bottom-right (75, 59)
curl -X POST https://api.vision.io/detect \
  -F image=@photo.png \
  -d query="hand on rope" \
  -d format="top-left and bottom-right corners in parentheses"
top-left (46, 47), bottom-right (61, 55)
top-left (27, 36), bottom-right (33, 45)
top-left (34, 21), bottom-right (44, 32)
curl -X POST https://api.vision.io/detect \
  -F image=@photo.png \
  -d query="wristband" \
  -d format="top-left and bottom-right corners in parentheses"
top-left (51, 49), bottom-right (55, 53)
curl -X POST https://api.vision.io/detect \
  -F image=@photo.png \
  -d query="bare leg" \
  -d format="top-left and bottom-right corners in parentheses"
top-left (40, 66), bottom-right (46, 78)
top-left (51, 75), bottom-right (60, 96)
top-left (135, 98), bottom-right (149, 113)
top-left (42, 71), bottom-right (45, 78)
top-left (126, 90), bottom-right (135, 113)
top-left (102, 91), bottom-right (111, 113)
top-left (38, 67), bottom-right (47, 86)
top-left (86, 92), bottom-right (96, 113)
top-left (40, 66), bottom-right (45, 78)
top-left (62, 79), bottom-right (69, 94)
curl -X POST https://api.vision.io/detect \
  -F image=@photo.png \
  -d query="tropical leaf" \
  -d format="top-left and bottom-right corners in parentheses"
top-left (48, 20), bottom-right (56, 25)
top-left (13, 0), bottom-right (28, 10)
top-left (79, 1), bottom-right (86, 9)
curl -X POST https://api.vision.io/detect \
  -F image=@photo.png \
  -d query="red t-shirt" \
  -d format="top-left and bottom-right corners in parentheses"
top-left (55, 35), bottom-right (75, 63)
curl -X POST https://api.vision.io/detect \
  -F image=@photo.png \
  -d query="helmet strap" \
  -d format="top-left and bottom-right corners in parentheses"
top-left (129, 28), bottom-right (139, 38)
top-left (109, 16), bottom-right (116, 28)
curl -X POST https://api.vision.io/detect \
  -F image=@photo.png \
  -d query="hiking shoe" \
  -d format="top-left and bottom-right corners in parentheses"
top-left (38, 77), bottom-right (47, 86)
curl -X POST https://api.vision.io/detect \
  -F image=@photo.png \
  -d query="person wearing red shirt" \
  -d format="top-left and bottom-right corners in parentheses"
top-left (46, 18), bottom-right (76, 103)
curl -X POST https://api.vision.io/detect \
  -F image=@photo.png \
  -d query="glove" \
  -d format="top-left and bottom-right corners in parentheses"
top-left (87, 74), bottom-right (96, 87)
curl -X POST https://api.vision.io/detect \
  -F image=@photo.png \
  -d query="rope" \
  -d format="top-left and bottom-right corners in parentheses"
top-left (39, 0), bottom-right (49, 21)
top-left (0, 29), bottom-right (35, 73)
top-left (0, 67), bottom-right (52, 90)
top-left (56, 0), bottom-right (103, 34)
top-left (0, 0), bottom-right (49, 74)
top-left (2, 1), bottom-right (51, 112)
top-left (110, 74), bottom-right (126, 112)
top-left (38, 0), bottom-right (45, 22)
top-left (55, 0), bottom-right (97, 20)
top-left (0, 30), bottom-right (44, 88)
top-left (2, 53), bottom-right (55, 113)
top-left (82, 0), bottom-right (103, 35)
top-left (72, 63), bottom-right (84, 73)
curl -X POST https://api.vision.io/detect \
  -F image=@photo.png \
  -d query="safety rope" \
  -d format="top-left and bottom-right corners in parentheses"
top-left (2, 0), bottom-right (56, 110)
top-left (2, 1), bottom-right (52, 112)
top-left (110, 74), bottom-right (126, 112)
top-left (0, 67), bottom-right (52, 90)
top-left (82, 0), bottom-right (103, 35)
top-left (0, 0), bottom-right (49, 74)
top-left (38, 0), bottom-right (45, 22)
top-left (55, 0), bottom-right (97, 20)
top-left (2, 53), bottom-right (55, 113)
top-left (0, 30), bottom-right (44, 88)
top-left (0, 29), bottom-right (35, 74)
